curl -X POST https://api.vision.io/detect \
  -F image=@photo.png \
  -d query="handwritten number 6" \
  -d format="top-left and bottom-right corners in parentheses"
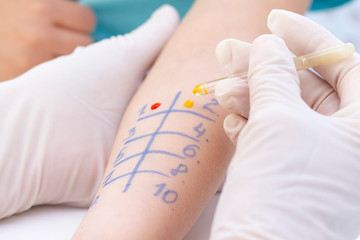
top-left (183, 144), bottom-right (200, 158)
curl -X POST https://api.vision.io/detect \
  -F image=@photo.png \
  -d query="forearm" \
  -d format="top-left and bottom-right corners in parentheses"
top-left (74, 1), bottom-right (311, 239)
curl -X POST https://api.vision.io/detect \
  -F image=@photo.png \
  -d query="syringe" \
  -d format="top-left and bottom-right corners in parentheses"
top-left (193, 43), bottom-right (355, 96)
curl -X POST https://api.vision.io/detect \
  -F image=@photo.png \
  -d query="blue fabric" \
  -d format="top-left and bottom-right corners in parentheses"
top-left (310, 0), bottom-right (352, 11)
top-left (78, 0), bottom-right (193, 41)
top-left (78, 0), bottom-right (353, 41)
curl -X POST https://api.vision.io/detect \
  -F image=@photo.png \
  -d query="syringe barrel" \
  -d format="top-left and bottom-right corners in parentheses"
top-left (294, 43), bottom-right (355, 70)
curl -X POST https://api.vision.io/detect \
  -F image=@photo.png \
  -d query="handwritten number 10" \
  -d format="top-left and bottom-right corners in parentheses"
top-left (154, 183), bottom-right (178, 204)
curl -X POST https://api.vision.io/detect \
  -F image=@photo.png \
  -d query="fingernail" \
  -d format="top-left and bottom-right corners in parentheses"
top-left (224, 114), bottom-right (244, 144)
top-left (152, 4), bottom-right (179, 22)
top-left (267, 9), bottom-right (289, 34)
top-left (216, 39), bottom-right (251, 74)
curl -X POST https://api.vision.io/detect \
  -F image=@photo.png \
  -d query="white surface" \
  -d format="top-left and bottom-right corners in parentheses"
top-left (0, 206), bottom-right (87, 240)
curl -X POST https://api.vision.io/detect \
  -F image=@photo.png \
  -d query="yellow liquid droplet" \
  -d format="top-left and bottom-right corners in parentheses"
top-left (193, 85), bottom-right (202, 96)
top-left (193, 84), bottom-right (209, 96)
top-left (184, 99), bottom-right (194, 108)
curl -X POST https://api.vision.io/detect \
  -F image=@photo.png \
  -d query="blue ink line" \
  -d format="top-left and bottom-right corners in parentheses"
top-left (170, 110), bottom-right (215, 122)
top-left (113, 152), bottom-right (143, 168)
top-left (112, 146), bottom-right (128, 166)
top-left (147, 150), bottom-right (185, 160)
top-left (113, 149), bottom-right (185, 168)
top-left (137, 110), bottom-right (168, 121)
top-left (90, 195), bottom-right (100, 208)
top-left (103, 170), bottom-right (170, 187)
top-left (124, 92), bottom-right (182, 192)
top-left (160, 131), bottom-right (200, 142)
top-left (123, 133), bottom-right (153, 145)
top-left (137, 109), bottom-right (215, 122)
top-left (124, 131), bottom-right (200, 145)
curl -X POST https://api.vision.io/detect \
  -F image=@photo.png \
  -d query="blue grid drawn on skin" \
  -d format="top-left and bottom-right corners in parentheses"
top-left (108, 91), bottom-right (215, 193)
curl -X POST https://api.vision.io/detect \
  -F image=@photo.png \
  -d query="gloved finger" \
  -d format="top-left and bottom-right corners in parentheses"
top-left (215, 77), bottom-right (249, 118)
top-left (71, 4), bottom-right (179, 75)
top-left (298, 70), bottom-right (340, 115)
top-left (248, 35), bottom-right (301, 109)
top-left (215, 39), bottom-right (250, 120)
top-left (123, 4), bottom-right (179, 72)
top-left (215, 39), bottom-right (251, 74)
top-left (248, 34), bottom-right (303, 109)
top-left (268, 9), bottom-right (360, 108)
top-left (223, 113), bottom-right (247, 144)
top-left (215, 68), bottom-right (339, 117)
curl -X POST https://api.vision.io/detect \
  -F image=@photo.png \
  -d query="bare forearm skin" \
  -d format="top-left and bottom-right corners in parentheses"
top-left (73, 1), bottom-right (311, 239)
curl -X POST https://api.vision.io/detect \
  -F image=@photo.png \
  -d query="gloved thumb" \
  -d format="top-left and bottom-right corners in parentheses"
top-left (215, 39), bottom-right (250, 117)
top-left (248, 34), bottom-right (302, 111)
top-left (124, 4), bottom-right (179, 71)
top-left (214, 39), bottom-right (250, 143)
top-left (223, 113), bottom-right (247, 144)
top-left (72, 4), bottom-right (179, 70)
top-left (215, 74), bottom-right (249, 144)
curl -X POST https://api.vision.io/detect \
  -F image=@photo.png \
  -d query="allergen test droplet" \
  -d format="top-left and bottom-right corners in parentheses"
top-left (184, 100), bottom-right (194, 108)
top-left (151, 103), bottom-right (161, 110)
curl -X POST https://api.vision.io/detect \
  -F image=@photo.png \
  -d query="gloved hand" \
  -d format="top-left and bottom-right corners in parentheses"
top-left (215, 9), bottom-right (341, 143)
top-left (210, 12), bottom-right (360, 240)
top-left (0, 5), bottom-right (178, 219)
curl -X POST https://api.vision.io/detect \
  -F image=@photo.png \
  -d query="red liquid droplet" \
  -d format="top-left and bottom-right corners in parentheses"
top-left (151, 103), bottom-right (161, 110)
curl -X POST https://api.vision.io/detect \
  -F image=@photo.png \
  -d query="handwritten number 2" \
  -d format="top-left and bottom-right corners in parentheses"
top-left (202, 98), bottom-right (219, 114)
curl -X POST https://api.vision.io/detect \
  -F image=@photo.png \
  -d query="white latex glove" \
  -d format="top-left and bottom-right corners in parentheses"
top-left (210, 14), bottom-right (360, 240)
top-left (215, 10), bottom-right (342, 143)
top-left (0, 5), bottom-right (178, 219)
